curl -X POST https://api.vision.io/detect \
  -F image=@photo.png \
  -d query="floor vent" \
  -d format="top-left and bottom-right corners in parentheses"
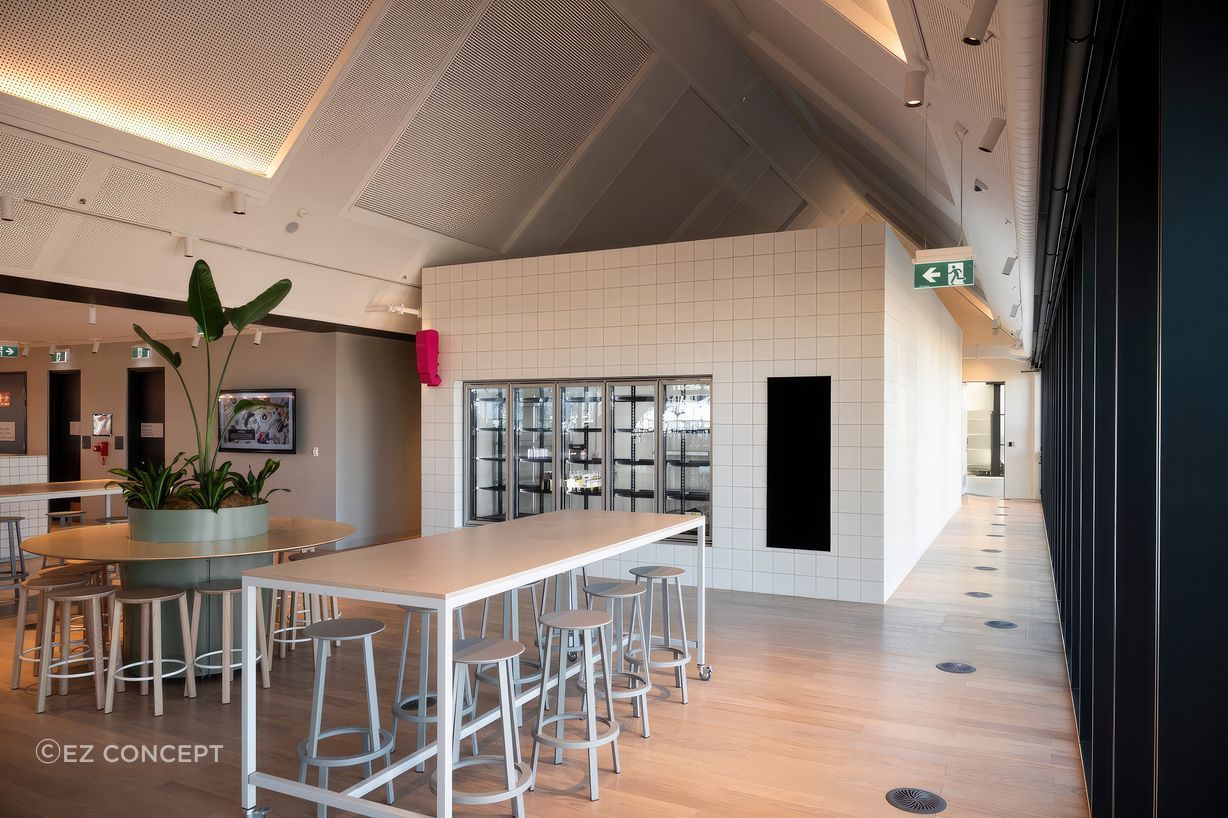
top-left (886, 787), bottom-right (948, 814)
top-left (992, 522), bottom-right (1006, 526)
top-left (965, 591), bottom-right (992, 598)
top-left (987, 533), bottom-right (1005, 538)
top-left (981, 548), bottom-right (1002, 553)
top-left (984, 620), bottom-right (1017, 629)
top-left (935, 662), bottom-right (976, 674)
top-left (974, 566), bottom-right (998, 571)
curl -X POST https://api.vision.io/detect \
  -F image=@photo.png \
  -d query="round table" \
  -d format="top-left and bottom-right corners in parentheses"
top-left (21, 517), bottom-right (356, 667)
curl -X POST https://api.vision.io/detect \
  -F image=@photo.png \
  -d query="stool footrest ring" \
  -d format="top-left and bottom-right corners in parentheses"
top-left (194, 647), bottom-right (263, 672)
top-left (428, 756), bottom-right (533, 805)
top-left (531, 712), bottom-right (620, 749)
top-left (297, 726), bottom-right (394, 769)
top-left (114, 658), bottom-right (188, 683)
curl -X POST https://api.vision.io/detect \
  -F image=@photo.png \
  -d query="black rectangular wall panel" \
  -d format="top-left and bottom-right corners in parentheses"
top-left (766, 376), bottom-right (830, 550)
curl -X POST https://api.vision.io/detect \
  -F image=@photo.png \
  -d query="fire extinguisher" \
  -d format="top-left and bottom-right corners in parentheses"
top-left (92, 440), bottom-right (109, 466)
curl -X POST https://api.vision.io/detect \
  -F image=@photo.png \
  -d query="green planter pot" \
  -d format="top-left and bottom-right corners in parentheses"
top-left (128, 503), bottom-right (270, 542)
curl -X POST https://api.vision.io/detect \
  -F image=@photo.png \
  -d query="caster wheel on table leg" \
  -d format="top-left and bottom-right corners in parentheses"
top-left (699, 665), bottom-right (713, 681)
top-left (243, 808), bottom-right (271, 817)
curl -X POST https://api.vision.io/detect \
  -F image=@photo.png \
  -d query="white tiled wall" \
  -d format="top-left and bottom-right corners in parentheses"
top-left (420, 223), bottom-right (961, 604)
top-left (0, 455), bottom-right (49, 539)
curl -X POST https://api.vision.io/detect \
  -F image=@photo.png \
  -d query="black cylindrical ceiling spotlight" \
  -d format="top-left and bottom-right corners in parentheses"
top-left (978, 117), bottom-right (1007, 152)
top-left (962, 0), bottom-right (998, 45)
top-left (904, 70), bottom-right (925, 108)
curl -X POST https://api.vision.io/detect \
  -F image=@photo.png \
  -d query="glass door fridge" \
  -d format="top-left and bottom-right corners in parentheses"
top-left (466, 385), bottom-right (507, 524)
top-left (662, 381), bottom-right (712, 539)
top-left (609, 382), bottom-right (657, 512)
top-left (512, 384), bottom-right (556, 518)
top-left (559, 383), bottom-right (604, 510)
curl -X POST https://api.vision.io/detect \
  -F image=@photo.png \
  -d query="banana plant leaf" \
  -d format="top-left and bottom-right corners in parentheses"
top-left (187, 259), bottom-right (227, 341)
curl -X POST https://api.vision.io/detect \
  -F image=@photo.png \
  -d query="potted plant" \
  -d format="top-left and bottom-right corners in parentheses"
top-left (108, 259), bottom-right (292, 542)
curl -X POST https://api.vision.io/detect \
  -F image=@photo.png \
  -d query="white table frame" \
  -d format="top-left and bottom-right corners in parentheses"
top-left (240, 513), bottom-right (707, 817)
top-left (0, 480), bottom-right (121, 517)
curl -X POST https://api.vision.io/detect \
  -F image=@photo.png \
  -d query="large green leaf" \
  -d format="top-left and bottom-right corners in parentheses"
top-left (186, 259), bottom-right (226, 341)
top-left (230, 279), bottom-right (291, 332)
top-left (133, 324), bottom-right (181, 368)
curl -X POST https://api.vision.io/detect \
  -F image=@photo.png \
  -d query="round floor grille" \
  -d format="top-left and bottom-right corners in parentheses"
top-left (965, 591), bottom-right (992, 598)
top-left (981, 548), bottom-right (1002, 553)
top-left (935, 662), bottom-right (976, 674)
top-left (974, 566), bottom-right (998, 571)
top-left (885, 787), bottom-right (947, 813)
top-left (985, 620), bottom-right (1018, 629)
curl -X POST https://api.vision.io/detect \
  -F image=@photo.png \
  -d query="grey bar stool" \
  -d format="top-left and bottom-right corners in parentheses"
top-left (10, 573), bottom-right (97, 689)
top-left (270, 550), bottom-right (341, 659)
top-left (431, 638), bottom-right (532, 816)
top-left (47, 510), bottom-right (85, 528)
top-left (583, 580), bottom-right (653, 738)
top-left (391, 605), bottom-right (476, 773)
top-left (629, 564), bottom-right (691, 705)
top-left (479, 583), bottom-right (546, 725)
top-left (298, 618), bottom-right (395, 818)
top-left (105, 586), bottom-right (197, 716)
top-left (0, 516), bottom-right (27, 598)
top-left (530, 608), bottom-right (620, 801)
top-left (189, 579), bottom-right (271, 704)
top-left (35, 584), bottom-right (114, 713)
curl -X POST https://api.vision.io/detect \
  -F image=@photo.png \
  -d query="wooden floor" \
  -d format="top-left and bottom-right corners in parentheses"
top-left (0, 496), bottom-right (1088, 817)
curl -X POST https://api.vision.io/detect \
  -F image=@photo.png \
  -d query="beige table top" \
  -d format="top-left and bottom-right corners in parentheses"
top-left (0, 479), bottom-right (121, 500)
top-left (243, 510), bottom-right (702, 603)
top-left (20, 517), bottom-right (355, 562)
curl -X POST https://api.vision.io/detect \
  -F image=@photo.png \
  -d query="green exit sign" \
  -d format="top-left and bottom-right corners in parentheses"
top-left (0, 345), bottom-right (17, 358)
top-left (914, 258), bottom-right (974, 289)
top-left (50, 350), bottom-right (69, 363)
top-left (131, 345), bottom-right (152, 360)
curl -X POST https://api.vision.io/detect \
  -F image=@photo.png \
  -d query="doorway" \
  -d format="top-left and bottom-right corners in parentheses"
top-left (964, 381), bottom-right (1005, 497)
top-left (127, 368), bottom-right (165, 469)
top-left (47, 370), bottom-right (81, 511)
top-left (0, 371), bottom-right (26, 454)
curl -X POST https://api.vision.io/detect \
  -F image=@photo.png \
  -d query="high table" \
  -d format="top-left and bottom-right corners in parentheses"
top-left (240, 510), bottom-right (709, 818)
top-left (0, 478), bottom-right (123, 517)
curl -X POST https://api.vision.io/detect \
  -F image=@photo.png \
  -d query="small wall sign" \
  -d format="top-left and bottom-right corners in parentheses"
top-left (140, 422), bottom-right (164, 439)
top-left (0, 421), bottom-right (15, 442)
top-left (0, 345), bottom-right (17, 358)
top-left (50, 350), bottom-right (69, 363)
top-left (0, 392), bottom-right (10, 407)
top-left (131, 345), bottom-right (153, 360)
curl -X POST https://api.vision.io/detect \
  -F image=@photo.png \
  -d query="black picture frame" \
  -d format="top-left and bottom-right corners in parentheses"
top-left (217, 388), bottom-right (296, 454)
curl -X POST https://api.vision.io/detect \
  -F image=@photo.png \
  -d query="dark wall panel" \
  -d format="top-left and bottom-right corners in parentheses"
top-left (766, 376), bottom-right (829, 551)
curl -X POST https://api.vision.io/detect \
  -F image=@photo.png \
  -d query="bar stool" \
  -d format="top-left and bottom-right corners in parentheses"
top-left (10, 573), bottom-right (95, 689)
top-left (0, 516), bottom-right (27, 598)
top-left (583, 581), bottom-right (653, 738)
top-left (47, 510), bottom-right (85, 528)
top-left (298, 618), bottom-right (395, 818)
top-left (105, 586), bottom-right (197, 716)
top-left (35, 585), bottom-right (115, 713)
top-left (189, 579), bottom-right (271, 704)
top-left (391, 606), bottom-right (476, 773)
top-left (270, 551), bottom-right (341, 659)
top-left (478, 583), bottom-right (545, 724)
top-left (431, 638), bottom-right (532, 816)
top-left (530, 608), bottom-right (620, 801)
top-left (629, 565), bottom-right (691, 705)
top-left (95, 516), bottom-right (128, 525)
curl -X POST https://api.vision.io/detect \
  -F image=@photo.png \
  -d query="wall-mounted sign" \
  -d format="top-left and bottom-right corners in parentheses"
top-left (0, 392), bottom-right (9, 407)
top-left (50, 350), bottom-right (69, 363)
top-left (68, 420), bottom-right (82, 436)
top-left (914, 258), bottom-right (975, 289)
top-left (140, 422), bottom-right (164, 439)
top-left (131, 345), bottom-right (152, 360)
top-left (92, 412), bottom-right (113, 436)
top-left (0, 345), bottom-right (17, 358)
top-left (0, 421), bottom-right (14, 442)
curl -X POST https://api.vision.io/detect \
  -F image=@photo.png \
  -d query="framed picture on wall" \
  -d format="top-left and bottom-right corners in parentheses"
top-left (218, 388), bottom-right (296, 454)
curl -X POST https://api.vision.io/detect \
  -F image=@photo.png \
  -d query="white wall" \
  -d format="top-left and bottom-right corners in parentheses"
top-left (963, 357), bottom-right (1040, 499)
top-left (882, 233), bottom-right (964, 598)
top-left (420, 224), bottom-right (963, 603)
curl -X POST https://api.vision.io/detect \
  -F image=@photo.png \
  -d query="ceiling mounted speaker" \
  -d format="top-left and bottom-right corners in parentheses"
top-left (978, 117), bottom-right (1006, 152)
top-left (904, 70), bottom-right (925, 107)
top-left (962, 0), bottom-right (998, 45)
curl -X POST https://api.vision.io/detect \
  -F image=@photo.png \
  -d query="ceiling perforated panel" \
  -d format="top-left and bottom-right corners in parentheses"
top-left (0, 130), bottom-right (92, 268)
top-left (88, 165), bottom-right (214, 225)
top-left (355, 0), bottom-right (653, 250)
top-left (0, 0), bottom-right (373, 176)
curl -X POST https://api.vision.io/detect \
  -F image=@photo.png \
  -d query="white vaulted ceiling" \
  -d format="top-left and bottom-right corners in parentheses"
top-left (0, 0), bottom-right (1038, 344)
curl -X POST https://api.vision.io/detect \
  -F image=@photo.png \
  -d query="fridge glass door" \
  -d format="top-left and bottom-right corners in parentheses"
top-left (512, 385), bottom-right (555, 518)
top-left (609, 382), bottom-right (656, 512)
top-left (662, 382), bottom-right (712, 536)
top-left (560, 383), bottom-right (603, 510)
top-left (468, 385), bottom-right (507, 523)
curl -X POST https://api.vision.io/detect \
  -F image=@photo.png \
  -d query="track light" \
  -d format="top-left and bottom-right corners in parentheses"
top-left (22, 344), bottom-right (30, 357)
top-left (990, 318), bottom-right (1000, 335)
top-left (191, 331), bottom-right (202, 348)
top-left (181, 236), bottom-right (196, 257)
top-left (962, 0), bottom-right (998, 45)
top-left (1010, 303), bottom-right (1020, 318)
top-left (253, 330), bottom-right (263, 346)
top-left (978, 117), bottom-right (1006, 153)
top-left (88, 305), bottom-right (97, 325)
top-left (229, 191), bottom-right (247, 215)
top-left (0, 194), bottom-right (14, 221)
top-left (904, 70), bottom-right (925, 108)
top-left (49, 344), bottom-right (57, 354)
top-left (1001, 255), bottom-right (1016, 276)
top-left (91, 339), bottom-right (100, 354)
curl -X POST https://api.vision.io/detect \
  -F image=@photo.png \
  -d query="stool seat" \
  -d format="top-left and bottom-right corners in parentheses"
top-left (584, 581), bottom-right (646, 599)
top-left (116, 586), bottom-right (184, 604)
top-left (24, 574), bottom-right (92, 591)
top-left (47, 511), bottom-right (85, 520)
top-left (40, 562), bottom-right (105, 578)
top-left (629, 564), bottom-right (685, 579)
top-left (455, 637), bottom-right (524, 665)
top-left (304, 617), bottom-right (384, 641)
top-left (540, 608), bottom-right (611, 630)
top-left (95, 516), bottom-right (128, 525)
top-left (194, 578), bottom-right (241, 594)
top-left (0, 515), bottom-right (23, 523)
top-left (45, 585), bottom-right (115, 604)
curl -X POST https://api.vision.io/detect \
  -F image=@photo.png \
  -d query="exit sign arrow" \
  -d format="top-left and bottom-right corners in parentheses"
top-left (0, 345), bottom-right (17, 358)
top-left (921, 266), bottom-right (941, 284)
